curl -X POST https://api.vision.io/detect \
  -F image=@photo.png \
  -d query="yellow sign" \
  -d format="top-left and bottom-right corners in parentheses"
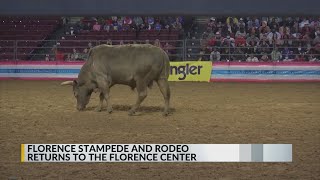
top-left (168, 61), bottom-right (212, 82)
top-left (21, 144), bottom-right (25, 162)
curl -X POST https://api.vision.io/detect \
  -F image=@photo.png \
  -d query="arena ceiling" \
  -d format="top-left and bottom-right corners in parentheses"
top-left (1, 0), bottom-right (319, 16)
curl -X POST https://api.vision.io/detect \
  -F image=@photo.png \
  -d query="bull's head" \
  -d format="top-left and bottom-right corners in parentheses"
top-left (61, 80), bottom-right (95, 111)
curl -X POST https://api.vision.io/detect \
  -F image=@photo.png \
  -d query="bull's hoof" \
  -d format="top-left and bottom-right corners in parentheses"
top-left (128, 110), bottom-right (135, 116)
top-left (95, 107), bottom-right (102, 112)
top-left (107, 107), bottom-right (113, 114)
top-left (162, 111), bottom-right (169, 116)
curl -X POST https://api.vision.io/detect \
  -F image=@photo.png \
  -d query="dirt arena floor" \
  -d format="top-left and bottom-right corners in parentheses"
top-left (0, 80), bottom-right (319, 179)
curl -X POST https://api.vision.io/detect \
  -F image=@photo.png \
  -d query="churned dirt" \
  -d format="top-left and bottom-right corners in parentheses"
top-left (0, 80), bottom-right (319, 180)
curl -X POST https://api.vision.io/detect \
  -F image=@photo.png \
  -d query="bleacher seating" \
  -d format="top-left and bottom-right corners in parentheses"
top-left (57, 29), bottom-right (180, 54)
top-left (0, 17), bottom-right (61, 60)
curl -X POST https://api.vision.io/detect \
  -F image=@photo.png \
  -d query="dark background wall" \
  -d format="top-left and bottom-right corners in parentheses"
top-left (0, 0), bottom-right (319, 16)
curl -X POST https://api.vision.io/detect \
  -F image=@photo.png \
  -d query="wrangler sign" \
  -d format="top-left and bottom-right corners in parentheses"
top-left (168, 61), bottom-right (212, 82)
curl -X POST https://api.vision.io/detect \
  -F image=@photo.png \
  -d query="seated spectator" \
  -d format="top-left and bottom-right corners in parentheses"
top-left (247, 18), bottom-right (253, 30)
top-left (246, 54), bottom-right (259, 62)
top-left (82, 22), bottom-right (92, 32)
top-left (281, 45), bottom-right (294, 60)
top-left (117, 17), bottom-right (124, 28)
top-left (299, 18), bottom-right (310, 29)
top-left (186, 48), bottom-right (197, 60)
top-left (253, 17), bottom-right (260, 29)
top-left (208, 32), bottom-right (223, 47)
top-left (147, 16), bottom-right (155, 26)
top-left (235, 27), bottom-right (246, 38)
top-left (155, 22), bottom-right (162, 31)
top-left (172, 17), bottom-right (182, 30)
top-left (238, 18), bottom-right (246, 29)
top-left (226, 16), bottom-right (238, 26)
top-left (269, 18), bottom-right (279, 30)
top-left (93, 22), bottom-right (101, 31)
top-left (248, 27), bottom-right (258, 37)
top-left (123, 16), bottom-right (132, 25)
top-left (267, 29), bottom-right (281, 45)
top-left (220, 46), bottom-right (232, 61)
top-left (163, 42), bottom-right (174, 54)
top-left (258, 39), bottom-right (271, 53)
top-left (103, 23), bottom-right (111, 32)
top-left (207, 17), bottom-right (217, 31)
top-left (113, 21), bottom-right (119, 31)
top-left (188, 36), bottom-right (200, 48)
top-left (45, 54), bottom-right (50, 61)
top-left (77, 48), bottom-right (89, 61)
top-left (106, 39), bottom-right (112, 45)
top-left (51, 45), bottom-right (64, 61)
top-left (88, 42), bottom-right (93, 49)
top-left (232, 46), bottom-right (246, 61)
top-left (246, 34), bottom-right (259, 47)
top-left (71, 48), bottom-right (79, 61)
top-left (210, 47), bottom-right (221, 61)
top-left (313, 31), bottom-right (320, 53)
top-left (64, 53), bottom-right (71, 61)
top-left (154, 39), bottom-right (162, 48)
top-left (220, 24), bottom-right (230, 37)
top-left (105, 18), bottom-right (113, 26)
top-left (280, 33), bottom-right (292, 46)
top-left (293, 54), bottom-right (305, 62)
top-left (122, 16), bottom-right (132, 31)
top-left (133, 16), bottom-right (143, 27)
top-left (271, 47), bottom-right (282, 61)
top-left (119, 40), bottom-right (124, 45)
top-left (111, 16), bottom-right (118, 23)
top-left (222, 35), bottom-right (235, 48)
top-left (69, 27), bottom-right (75, 35)
top-left (308, 54), bottom-right (319, 62)
top-left (163, 42), bottom-right (175, 60)
top-left (198, 50), bottom-right (207, 61)
top-left (260, 52), bottom-right (269, 61)
top-left (259, 21), bottom-right (270, 35)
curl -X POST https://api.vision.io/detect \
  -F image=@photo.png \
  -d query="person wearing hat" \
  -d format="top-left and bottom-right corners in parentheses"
top-left (207, 17), bottom-right (216, 30)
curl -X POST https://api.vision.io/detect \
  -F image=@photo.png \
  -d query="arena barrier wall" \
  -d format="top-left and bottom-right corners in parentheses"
top-left (211, 62), bottom-right (320, 82)
top-left (1, 61), bottom-right (320, 82)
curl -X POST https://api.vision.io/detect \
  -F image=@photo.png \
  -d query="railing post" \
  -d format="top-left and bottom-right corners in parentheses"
top-left (183, 39), bottom-right (186, 61)
top-left (14, 40), bottom-right (18, 61)
top-left (228, 39), bottom-right (231, 61)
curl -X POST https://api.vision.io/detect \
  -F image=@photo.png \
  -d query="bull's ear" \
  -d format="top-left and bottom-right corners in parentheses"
top-left (61, 80), bottom-right (74, 86)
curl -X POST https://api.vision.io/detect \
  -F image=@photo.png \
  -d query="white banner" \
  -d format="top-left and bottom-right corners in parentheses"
top-left (21, 144), bottom-right (292, 163)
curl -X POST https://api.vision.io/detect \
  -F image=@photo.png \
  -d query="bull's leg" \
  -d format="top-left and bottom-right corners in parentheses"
top-left (95, 92), bottom-right (105, 112)
top-left (157, 78), bottom-right (171, 116)
top-left (104, 91), bottom-right (113, 114)
top-left (95, 77), bottom-right (113, 114)
top-left (128, 81), bottom-right (147, 116)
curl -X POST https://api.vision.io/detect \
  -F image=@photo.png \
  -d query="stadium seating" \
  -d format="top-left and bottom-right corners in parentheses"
top-left (57, 29), bottom-right (180, 54)
top-left (0, 17), bottom-right (61, 60)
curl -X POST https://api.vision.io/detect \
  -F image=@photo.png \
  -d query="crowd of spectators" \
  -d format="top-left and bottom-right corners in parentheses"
top-left (39, 16), bottom-right (320, 62)
top-left (65, 16), bottom-right (184, 35)
top-left (45, 16), bottom-right (184, 61)
top-left (189, 16), bottom-right (320, 62)
top-left (48, 38), bottom-right (177, 62)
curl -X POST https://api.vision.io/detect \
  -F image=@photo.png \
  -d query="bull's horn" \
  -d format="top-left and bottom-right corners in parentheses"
top-left (60, 81), bottom-right (74, 86)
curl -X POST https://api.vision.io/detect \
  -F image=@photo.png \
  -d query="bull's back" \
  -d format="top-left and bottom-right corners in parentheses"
top-left (89, 44), bottom-right (168, 83)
